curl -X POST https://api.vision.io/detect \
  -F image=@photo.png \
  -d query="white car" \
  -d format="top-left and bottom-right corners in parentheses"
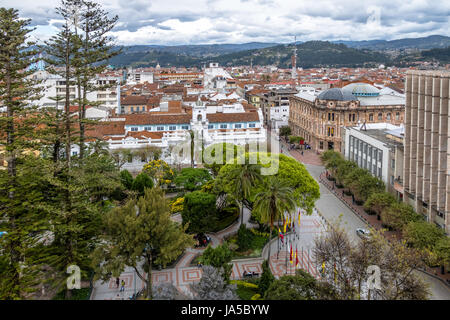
top-left (356, 228), bottom-right (370, 239)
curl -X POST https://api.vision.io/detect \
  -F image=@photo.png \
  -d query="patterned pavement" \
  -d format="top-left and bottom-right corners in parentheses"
top-left (91, 210), bottom-right (326, 299)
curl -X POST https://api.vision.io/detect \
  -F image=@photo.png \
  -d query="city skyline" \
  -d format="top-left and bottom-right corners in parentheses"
top-left (3, 0), bottom-right (450, 46)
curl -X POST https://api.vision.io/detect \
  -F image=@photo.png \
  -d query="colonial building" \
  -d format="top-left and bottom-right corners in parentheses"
top-left (289, 83), bottom-right (405, 152)
top-left (81, 100), bottom-right (266, 171)
top-left (403, 70), bottom-right (450, 233)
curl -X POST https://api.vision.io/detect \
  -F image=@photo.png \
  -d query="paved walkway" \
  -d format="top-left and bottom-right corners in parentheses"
top-left (91, 206), bottom-right (326, 300)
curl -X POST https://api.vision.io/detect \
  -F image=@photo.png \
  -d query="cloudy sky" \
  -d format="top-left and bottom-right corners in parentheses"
top-left (2, 0), bottom-right (450, 45)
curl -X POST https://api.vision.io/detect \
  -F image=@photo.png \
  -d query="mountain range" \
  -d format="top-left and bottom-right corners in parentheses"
top-left (107, 35), bottom-right (450, 69)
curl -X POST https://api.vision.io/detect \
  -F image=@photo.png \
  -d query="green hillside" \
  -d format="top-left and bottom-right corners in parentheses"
top-left (108, 41), bottom-right (390, 68)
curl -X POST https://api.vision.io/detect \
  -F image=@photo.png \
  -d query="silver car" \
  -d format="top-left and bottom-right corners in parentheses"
top-left (356, 228), bottom-right (370, 239)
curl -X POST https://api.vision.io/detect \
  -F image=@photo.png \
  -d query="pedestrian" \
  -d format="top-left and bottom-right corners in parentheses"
top-left (301, 151), bottom-right (304, 156)
top-left (120, 280), bottom-right (125, 292)
top-left (116, 277), bottom-right (120, 289)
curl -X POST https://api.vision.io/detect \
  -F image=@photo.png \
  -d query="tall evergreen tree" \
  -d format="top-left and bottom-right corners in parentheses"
top-left (0, 7), bottom-right (46, 299)
top-left (71, 0), bottom-right (120, 159)
top-left (92, 188), bottom-right (195, 299)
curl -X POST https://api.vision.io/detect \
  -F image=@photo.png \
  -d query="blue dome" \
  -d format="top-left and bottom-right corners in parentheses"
top-left (342, 83), bottom-right (380, 97)
top-left (317, 88), bottom-right (356, 101)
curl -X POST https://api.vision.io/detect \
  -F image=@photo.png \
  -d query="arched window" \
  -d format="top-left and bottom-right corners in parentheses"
top-left (378, 113), bottom-right (382, 120)
top-left (369, 114), bottom-right (373, 121)
top-left (386, 113), bottom-right (391, 120)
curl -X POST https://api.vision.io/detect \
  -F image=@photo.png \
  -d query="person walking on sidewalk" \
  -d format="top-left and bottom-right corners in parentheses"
top-left (116, 277), bottom-right (120, 289)
top-left (120, 280), bottom-right (125, 292)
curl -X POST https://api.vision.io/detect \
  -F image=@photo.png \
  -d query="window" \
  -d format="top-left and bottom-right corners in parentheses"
top-left (72, 151), bottom-right (78, 156)
top-left (156, 126), bottom-right (164, 131)
top-left (396, 112), bottom-right (400, 120)
top-left (349, 114), bottom-right (352, 122)
top-left (169, 125), bottom-right (176, 130)
top-left (378, 113), bottom-right (382, 120)
top-left (369, 114), bottom-right (373, 121)
top-left (378, 167), bottom-right (382, 177)
top-left (131, 127), bottom-right (138, 132)
top-left (391, 159), bottom-right (395, 169)
top-left (386, 113), bottom-right (391, 120)
top-left (130, 107), bottom-right (134, 112)
top-left (249, 123), bottom-right (256, 128)
top-left (208, 124), bottom-right (214, 129)
top-left (378, 151), bottom-right (382, 161)
top-left (319, 141), bottom-right (323, 149)
top-left (235, 124), bottom-right (242, 129)
top-left (220, 124), bottom-right (227, 129)
top-left (144, 126), bottom-right (151, 131)
top-left (390, 175), bottom-right (394, 185)
top-left (352, 114), bottom-right (355, 122)
top-left (181, 125), bottom-right (189, 130)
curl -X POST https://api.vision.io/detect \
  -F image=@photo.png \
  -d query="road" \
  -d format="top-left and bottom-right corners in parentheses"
top-left (271, 129), bottom-right (450, 300)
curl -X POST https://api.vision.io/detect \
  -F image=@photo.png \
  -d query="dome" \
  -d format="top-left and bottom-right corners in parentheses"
top-left (317, 88), bottom-right (356, 101)
top-left (342, 82), bottom-right (380, 97)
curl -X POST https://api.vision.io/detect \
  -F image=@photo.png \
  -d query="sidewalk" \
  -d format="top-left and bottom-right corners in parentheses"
top-left (319, 170), bottom-right (450, 288)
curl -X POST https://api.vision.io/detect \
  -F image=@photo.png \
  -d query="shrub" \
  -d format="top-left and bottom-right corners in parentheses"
top-left (120, 169), bottom-right (133, 190)
top-left (131, 172), bottom-right (154, 196)
top-left (237, 224), bottom-right (253, 251)
top-left (250, 293), bottom-right (262, 300)
top-left (182, 191), bottom-right (217, 233)
top-left (258, 260), bottom-right (275, 296)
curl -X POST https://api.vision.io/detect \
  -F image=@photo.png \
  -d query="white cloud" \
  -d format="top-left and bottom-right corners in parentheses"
top-left (2, 0), bottom-right (449, 45)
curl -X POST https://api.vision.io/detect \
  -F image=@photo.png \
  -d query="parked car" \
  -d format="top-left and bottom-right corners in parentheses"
top-left (243, 271), bottom-right (259, 278)
top-left (356, 228), bottom-right (370, 239)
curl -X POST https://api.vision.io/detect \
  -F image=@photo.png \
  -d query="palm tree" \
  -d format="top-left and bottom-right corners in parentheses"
top-left (230, 163), bottom-right (262, 226)
top-left (88, 139), bottom-right (109, 156)
top-left (253, 176), bottom-right (296, 263)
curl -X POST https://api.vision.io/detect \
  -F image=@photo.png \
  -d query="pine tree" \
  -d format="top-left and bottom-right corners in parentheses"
top-left (92, 188), bottom-right (195, 299)
top-left (71, 0), bottom-right (120, 159)
top-left (0, 7), bottom-right (46, 299)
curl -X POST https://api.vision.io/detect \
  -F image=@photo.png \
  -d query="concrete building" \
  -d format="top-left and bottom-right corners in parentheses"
top-left (289, 83), bottom-right (405, 152)
top-left (260, 88), bottom-right (298, 131)
top-left (343, 123), bottom-right (404, 198)
top-left (403, 70), bottom-right (450, 233)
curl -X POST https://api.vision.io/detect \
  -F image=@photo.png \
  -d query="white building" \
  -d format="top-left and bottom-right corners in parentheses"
top-left (343, 123), bottom-right (403, 191)
top-left (32, 71), bottom-right (121, 110)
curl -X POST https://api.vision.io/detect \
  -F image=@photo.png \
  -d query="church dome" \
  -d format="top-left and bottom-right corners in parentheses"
top-left (342, 82), bottom-right (380, 97)
top-left (317, 88), bottom-right (356, 101)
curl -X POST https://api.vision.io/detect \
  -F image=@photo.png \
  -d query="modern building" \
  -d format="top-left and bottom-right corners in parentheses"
top-left (343, 123), bottom-right (404, 198)
top-left (260, 88), bottom-right (298, 130)
top-left (289, 82), bottom-right (405, 152)
top-left (403, 70), bottom-right (450, 233)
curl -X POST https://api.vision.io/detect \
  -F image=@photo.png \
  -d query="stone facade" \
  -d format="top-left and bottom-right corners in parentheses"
top-left (289, 86), bottom-right (404, 152)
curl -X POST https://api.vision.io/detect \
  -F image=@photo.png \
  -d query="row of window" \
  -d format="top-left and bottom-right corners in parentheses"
top-left (129, 123), bottom-right (257, 132)
top-left (349, 135), bottom-right (383, 178)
